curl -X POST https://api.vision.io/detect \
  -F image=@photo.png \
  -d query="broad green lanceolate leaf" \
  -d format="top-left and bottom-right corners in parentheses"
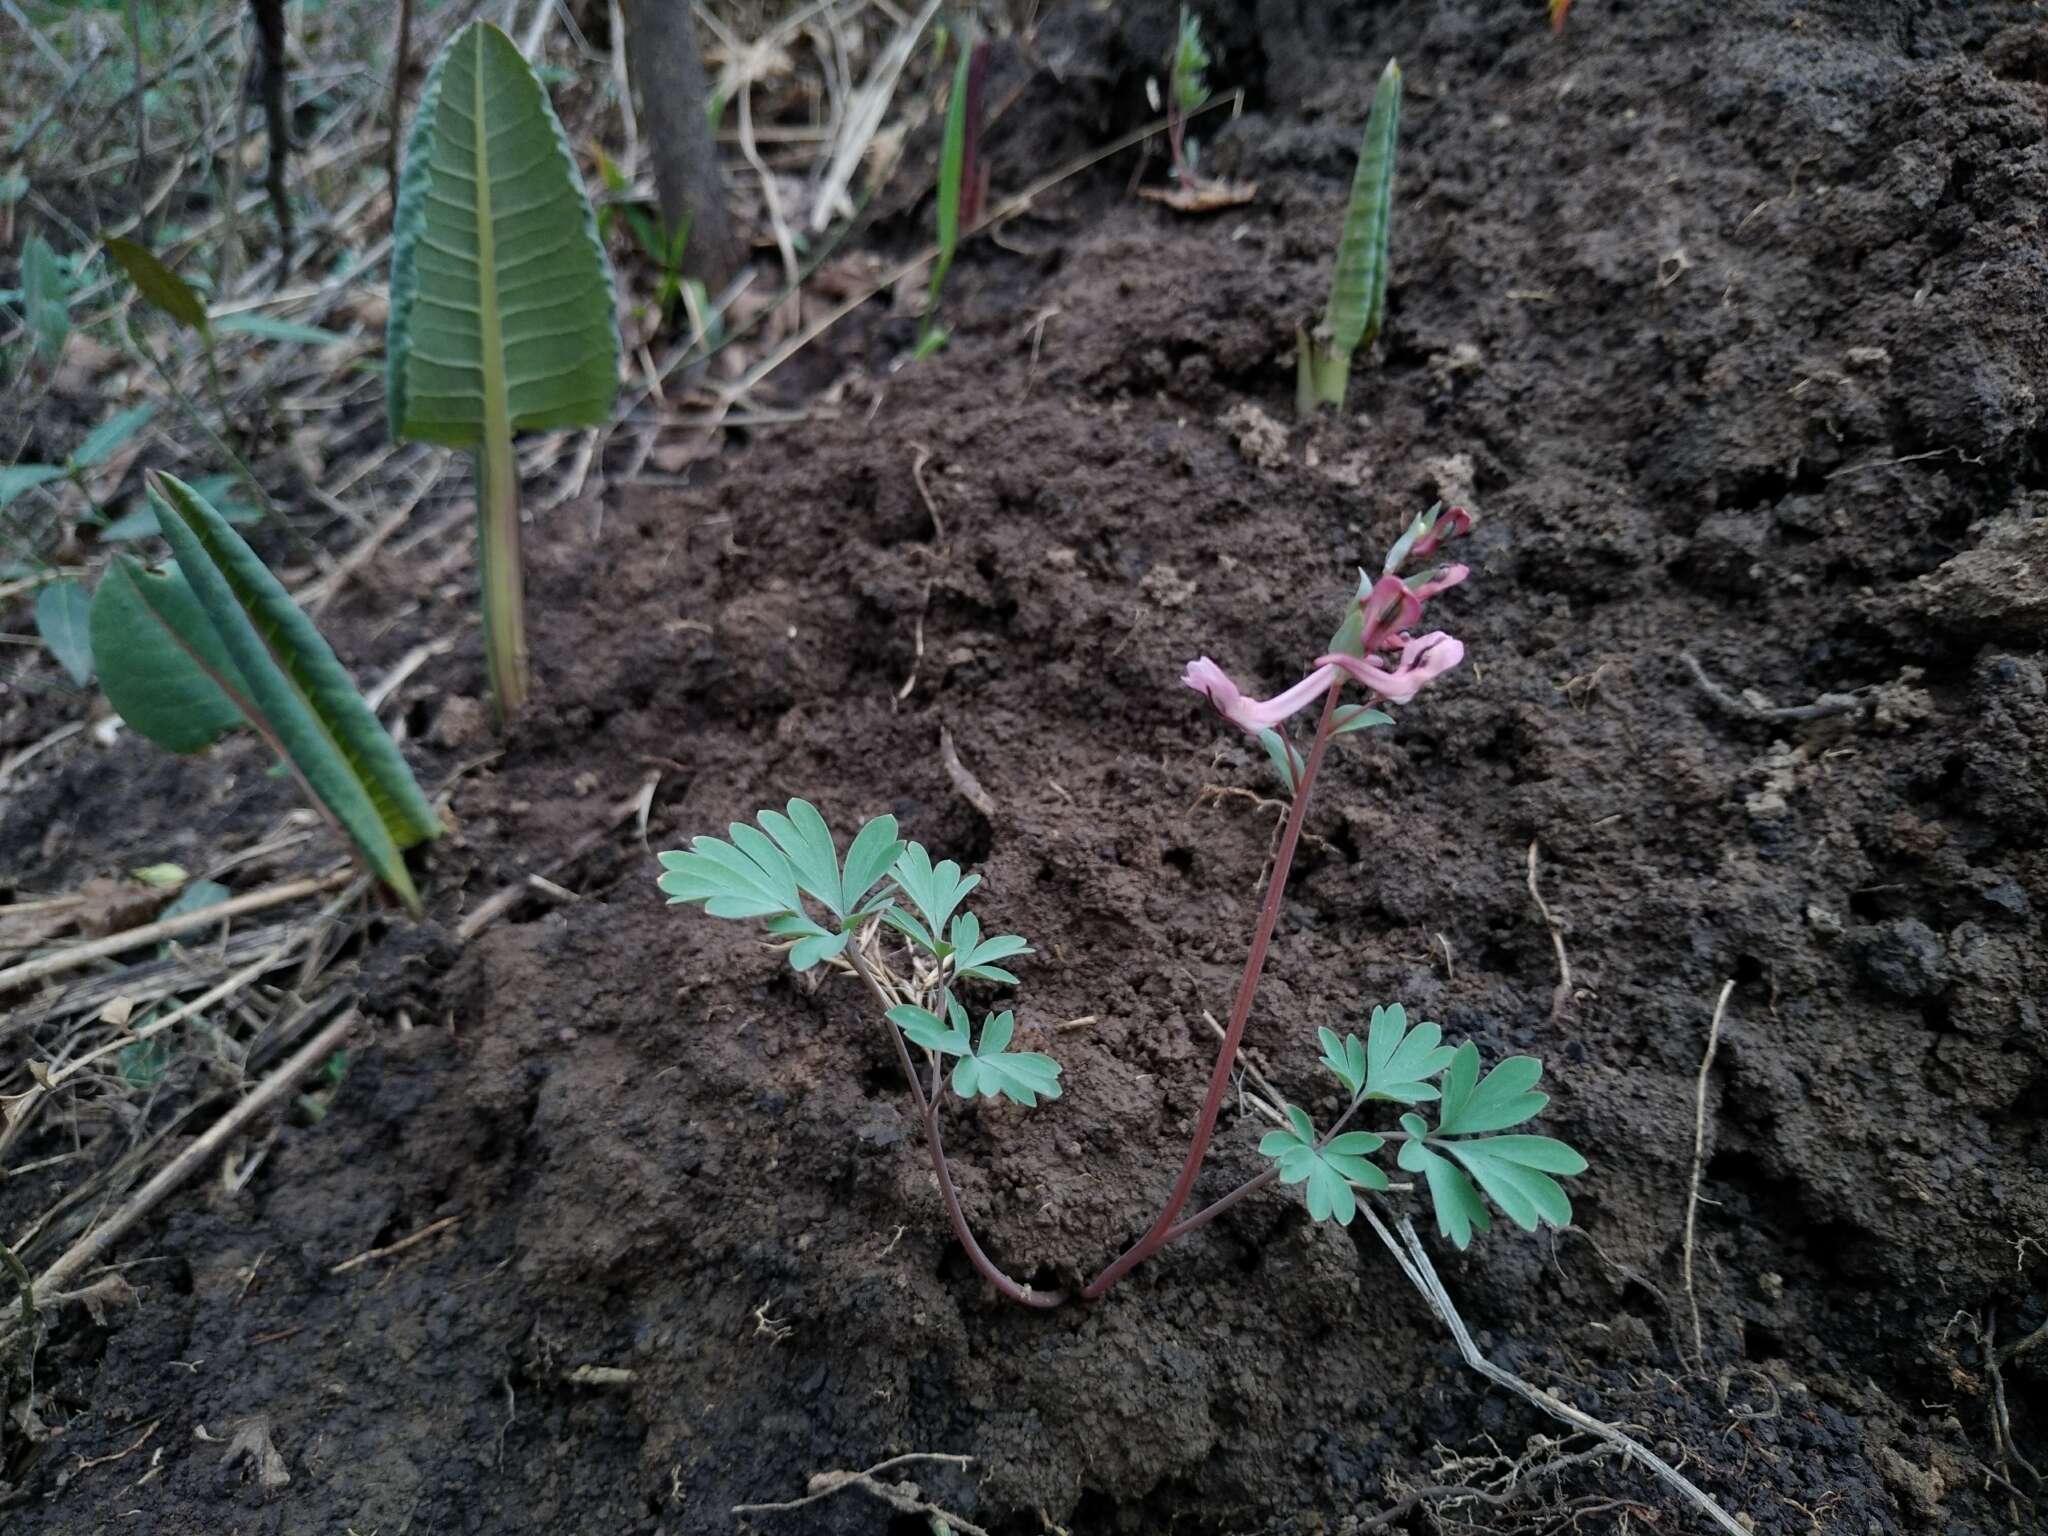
top-left (386, 20), bottom-right (618, 446)
top-left (90, 557), bottom-right (249, 752)
top-left (70, 405), bottom-right (156, 471)
top-left (34, 578), bottom-right (94, 684)
top-left (947, 911), bottom-right (1031, 985)
top-left (657, 823), bottom-right (801, 919)
top-left (1257, 727), bottom-right (1303, 793)
top-left (1331, 704), bottom-right (1393, 736)
top-left (951, 1010), bottom-right (1061, 1107)
top-left (889, 996), bottom-right (972, 1056)
top-left (132, 475), bottom-right (440, 908)
top-left (1398, 1119), bottom-right (1491, 1249)
top-left (98, 474), bottom-right (260, 540)
top-left (1317, 1026), bottom-right (1366, 1097)
top-left (103, 235), bottom-right (210, 334)
top-left (20, 235), bottom-right (70, 358)
top-left (1259, 1104), bottom-right (1387, 1225)
top-left (1363, 1004), bottom-right (1456, 1103)
top-left (1434, 1041), bottom-right (1547, 1133)
top-left (1325, 58), bottom-right (1401, 358)
top-left (890, 842), bottom-right (980, 941)
top-left (0, 464), bottom-right (66, 510)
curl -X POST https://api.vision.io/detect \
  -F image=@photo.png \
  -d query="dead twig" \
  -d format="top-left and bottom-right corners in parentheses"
top-left (1364, 1208), bottom-right (1749, 1536)
top-left (0, 869), bottom-right (355, 996)
top-left (1525, 841), bottom-right (1573, 1022)
top-left (1685, 980), bottom-right (1735, 1367)
top-left (733, 1452), bottom-right (985, 1536)
top-left (1680, 653), bottom-right (1863, 725)
top-left (330, 1213), bottom-right (462, 1275)
top-left (27, 1009), bottom-right (360, 1306)
top-left (939, 725), bottom-right (997, 820)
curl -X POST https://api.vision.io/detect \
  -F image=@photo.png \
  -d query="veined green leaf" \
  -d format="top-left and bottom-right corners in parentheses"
top-left (386, 19), bottom-right (619, 446)
top-left (103, 235), bottom-right (209, 333)
top-left (841, 814), bottom-right (906, 913)
top-left (70, 405), bottom-right (157, 471)
top-left (113, 475), bottom-right (441, 909)
top-left (20, 234), bottom-right (70, 358)
top-left (951, 1009), bottom-right (1061, 1107)
top-left (90, 556), bottom-right (250, 752)
top-left (0, 464), bottom-right (66, 510)
top-left (657, 825), bottom-right (800, 918)
top-left (34, 578), bottom-right (94, 684)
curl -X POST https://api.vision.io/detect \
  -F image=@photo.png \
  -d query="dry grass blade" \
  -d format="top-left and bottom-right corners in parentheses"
top-left (0, 870), bottom-right (356, 996)
top-left (26, 1008), bottom-right (360, 1306)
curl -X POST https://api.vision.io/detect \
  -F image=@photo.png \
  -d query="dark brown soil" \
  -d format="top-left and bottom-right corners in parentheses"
top-left (5, 2), bottom-right (2046, 1532)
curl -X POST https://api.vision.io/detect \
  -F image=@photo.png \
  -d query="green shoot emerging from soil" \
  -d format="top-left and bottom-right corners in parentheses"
top-left (918, 37), bottom-right (987, 359)
top-left (387, 20), bottom-right (620, 725)
top-left (659, 803), bottom-right (1061, 1305)
top-left (1298, 57), bottom-right (1401, 413)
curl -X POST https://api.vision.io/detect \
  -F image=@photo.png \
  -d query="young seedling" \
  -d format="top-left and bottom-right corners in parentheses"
top-left (387, 19), bottom-right (621, 723)
top-left (916, 37), bottom-right (987, 360)
top-left (658, 804), bottom-right (1062, 1305)
top-left (1087, 499), bottom-right (1481, 1293)
top-left (1140, 10), bottom-right (1257, 213)
top-left (90, 474), bottom-right (441, 910)
top-left (655, 506), bottom-right (1586, 1300)
top-left (1166, 7), bottom-right (1210, 188)
top-left (1297, 58), bottom-right (1401, 414)
top-left (594, 149), bottom-right (716, 344)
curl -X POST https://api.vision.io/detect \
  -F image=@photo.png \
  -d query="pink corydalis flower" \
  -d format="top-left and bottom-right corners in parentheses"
top-left (1320, 630), bottom-right (1466, 705)
top-left (1182, 657), bottom-right (1339, 735)
top-left (1408, 506), bottom-right (1473, 560)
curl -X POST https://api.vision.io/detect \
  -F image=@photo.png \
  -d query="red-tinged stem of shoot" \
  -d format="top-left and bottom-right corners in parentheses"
top-left (1082, 681), bottom-right (1346, 1299)
top-left (844, 931), bottom-right (1065, 1310)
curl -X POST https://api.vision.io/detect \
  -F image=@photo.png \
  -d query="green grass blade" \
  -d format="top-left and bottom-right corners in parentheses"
top-left (922, 39), bottom-right (973, 334)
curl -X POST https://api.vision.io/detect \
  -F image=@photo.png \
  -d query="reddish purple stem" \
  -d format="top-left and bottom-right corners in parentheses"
top-left (1082, 682), bottom-right (1346, 1299)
